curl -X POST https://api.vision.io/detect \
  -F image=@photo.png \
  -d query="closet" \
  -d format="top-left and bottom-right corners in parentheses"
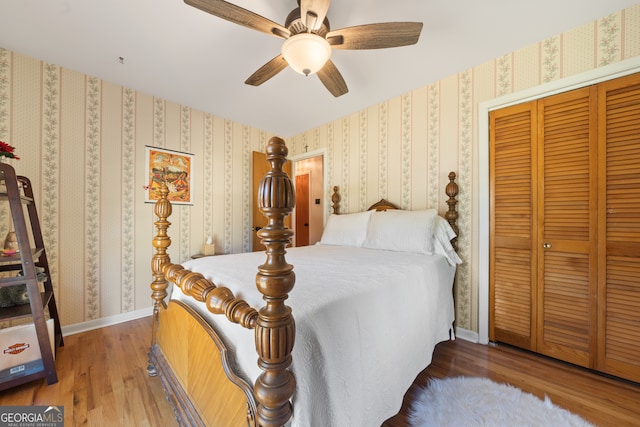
top-left (489, 72), bottom-right (640, 383)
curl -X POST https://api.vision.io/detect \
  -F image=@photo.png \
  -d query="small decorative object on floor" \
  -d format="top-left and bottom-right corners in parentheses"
top-left (408, 376), bottom-right (595, 427)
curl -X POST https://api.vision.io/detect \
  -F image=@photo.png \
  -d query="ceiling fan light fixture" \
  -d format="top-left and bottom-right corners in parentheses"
top-left (281, 33), bottom-right (331, 76)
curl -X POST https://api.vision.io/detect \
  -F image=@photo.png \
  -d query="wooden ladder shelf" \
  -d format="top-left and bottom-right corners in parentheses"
top-left (0, 163), bottom-right (63, 391)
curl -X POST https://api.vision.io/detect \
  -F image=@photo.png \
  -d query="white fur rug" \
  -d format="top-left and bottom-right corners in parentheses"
top-left (408, 377), bottom-right (595, 427)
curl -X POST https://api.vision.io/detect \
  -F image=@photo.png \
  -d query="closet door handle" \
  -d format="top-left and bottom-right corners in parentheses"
top-left (542, 243), bottom-right (552, 249)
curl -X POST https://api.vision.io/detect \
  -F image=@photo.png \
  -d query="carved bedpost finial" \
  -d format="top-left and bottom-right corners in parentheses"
top-left (445, 171), bottom-right (459, 251)
top-left (331, 186), bottom-right (340, 214)
top-left (254, 136), bottom-right (296, 427)
top-left (149, 184), bottom-right (172, 369)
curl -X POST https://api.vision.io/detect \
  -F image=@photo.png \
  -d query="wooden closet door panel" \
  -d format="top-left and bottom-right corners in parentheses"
top-left (490, 101), bottom-right (537, 350)
top-left (598, 73), bottom-right (640, 382)
top-left (537, 87), bottom-right (598, 367)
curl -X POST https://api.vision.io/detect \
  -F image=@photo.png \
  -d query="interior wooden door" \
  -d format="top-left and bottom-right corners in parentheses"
top-left (597, 72), bottom-right (640, 382)
top-left (252, 151), bottom-right (292, 252)
top-left (295, 173), bottom-right (310, 247)
top-left (489, 100), bottom-right (538, 350)
top-left (536, 86), bottom-right (598, 368)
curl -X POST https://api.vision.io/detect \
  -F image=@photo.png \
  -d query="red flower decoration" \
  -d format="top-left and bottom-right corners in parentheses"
top-left (0, 141), bottom-right (19, 160)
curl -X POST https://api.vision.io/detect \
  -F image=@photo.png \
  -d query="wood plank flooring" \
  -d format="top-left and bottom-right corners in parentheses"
top-left (2, 317), bottom-right (638, 426)
top-left (383, 339), bottom-right (640, 427)
top-left (0, 316), bottom-right (177, 426)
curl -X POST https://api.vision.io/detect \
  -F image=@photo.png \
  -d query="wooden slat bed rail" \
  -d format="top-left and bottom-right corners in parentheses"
top-left (163, 264), bottom-right (259, 327)
top-left (149, 136), bottom-right (296, 427)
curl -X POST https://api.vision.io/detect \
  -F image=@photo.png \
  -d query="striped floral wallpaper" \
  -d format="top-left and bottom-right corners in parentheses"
top-left (0, 4), bottom-right (639, 331)
top-left (0, 51), bottom-right (273, 325)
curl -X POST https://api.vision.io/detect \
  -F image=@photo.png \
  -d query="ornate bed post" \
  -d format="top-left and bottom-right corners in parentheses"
top-left (445, 171), bottom-right (459, 251)
top-left (148, 184), bottom-right (172, 374)
top-left (254, 137), bottom-right (296, 427)
top-left (331, 185), bottom-right (340, 214)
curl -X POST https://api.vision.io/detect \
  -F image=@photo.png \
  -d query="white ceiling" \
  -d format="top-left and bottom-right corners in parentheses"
top-left (1, 0), bottom-right (637, 137)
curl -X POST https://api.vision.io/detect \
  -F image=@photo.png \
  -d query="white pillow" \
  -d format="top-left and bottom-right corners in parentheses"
top-left (319, 210), bottom-right (374, 247)
top-left (432, 216), bottom-right (463, 265)
top-left (363, 209), bottom-right (437, 254)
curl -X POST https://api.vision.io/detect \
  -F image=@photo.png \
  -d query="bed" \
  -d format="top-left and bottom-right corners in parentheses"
top-left (147, 136), bottom-right (461, 427)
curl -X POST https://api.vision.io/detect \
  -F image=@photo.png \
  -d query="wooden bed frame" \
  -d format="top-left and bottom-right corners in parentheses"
top-left (148, 136), bottom-right (459, 427)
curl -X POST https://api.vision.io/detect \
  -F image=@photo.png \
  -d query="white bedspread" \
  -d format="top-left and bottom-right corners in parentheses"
top-left (173, 244), bottom-right (456, 427)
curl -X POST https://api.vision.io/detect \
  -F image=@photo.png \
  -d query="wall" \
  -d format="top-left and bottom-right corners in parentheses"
top-left (0, 49), bottom-right (274, 327)
top-left (287, 4), bottom-right (640, 333)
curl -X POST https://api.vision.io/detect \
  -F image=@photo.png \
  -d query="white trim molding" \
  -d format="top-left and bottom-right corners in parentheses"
top-left (62, 306), bottom-right (153, 336)
top-left (455, 327), bottom-right (479, 343)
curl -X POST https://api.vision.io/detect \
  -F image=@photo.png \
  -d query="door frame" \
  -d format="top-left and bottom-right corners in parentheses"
top-left (290, 148), bottom-right (328, 245)
top-left (477, 57), bottom-right (640, 345)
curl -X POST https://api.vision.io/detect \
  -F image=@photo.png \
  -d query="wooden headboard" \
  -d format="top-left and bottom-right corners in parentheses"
top-left (330, 188), bottom-right (400, 213)
top-left (367, 199), bottom-right (399, 211)
top-left (329, 172), bottom-right (459, 250)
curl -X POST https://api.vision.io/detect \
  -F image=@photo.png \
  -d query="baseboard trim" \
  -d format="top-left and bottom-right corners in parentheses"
top-left (61, 306), bottom-right (153, 336)
top-left (455, 327), bottom-right (479, 343)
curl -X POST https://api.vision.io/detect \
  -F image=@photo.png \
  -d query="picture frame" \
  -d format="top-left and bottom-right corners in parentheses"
top-left (145, 146), bottom-right (194, 205)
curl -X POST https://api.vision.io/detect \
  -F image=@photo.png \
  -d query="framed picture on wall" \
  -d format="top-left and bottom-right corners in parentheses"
top-left (145, 146), bottom-right (194, 205)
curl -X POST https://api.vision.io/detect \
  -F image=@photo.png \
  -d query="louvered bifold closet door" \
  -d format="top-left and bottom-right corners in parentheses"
top-left (536, 87), bottom-right (598, 368)
top-left (598, 72), bottom-right (640, 383)
top-left (490, 101), bottom-right (537, 350)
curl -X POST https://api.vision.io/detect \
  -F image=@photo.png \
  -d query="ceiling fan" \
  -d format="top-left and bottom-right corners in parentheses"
top-left (184, 0), bottom-right (423, 97)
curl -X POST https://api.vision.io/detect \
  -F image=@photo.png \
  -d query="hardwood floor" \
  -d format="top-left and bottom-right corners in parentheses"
top-left (0, 316), bottom-right (177, 426)
top-left (383, 339), bottom-right (640, 427)
top-left (2, 317), bottom-right (638, 426)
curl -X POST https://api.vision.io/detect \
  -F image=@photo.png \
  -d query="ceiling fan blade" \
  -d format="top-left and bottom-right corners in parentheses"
top-left (300, 0), bottom-right (331, 31)
top-left (185, 0), bottom-right (290, 39)
top-left (327, 22), bottom-right (423, 50)
top-left (245, 55), bottom-right (288, 86)
top-left (317, 60), bottom-right (348, 97)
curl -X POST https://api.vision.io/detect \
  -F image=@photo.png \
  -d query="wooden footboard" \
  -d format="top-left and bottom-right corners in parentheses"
top-left (149, 136), bottom-right (296, 427)
top-left (149, 300), bottom-right (256, 426)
